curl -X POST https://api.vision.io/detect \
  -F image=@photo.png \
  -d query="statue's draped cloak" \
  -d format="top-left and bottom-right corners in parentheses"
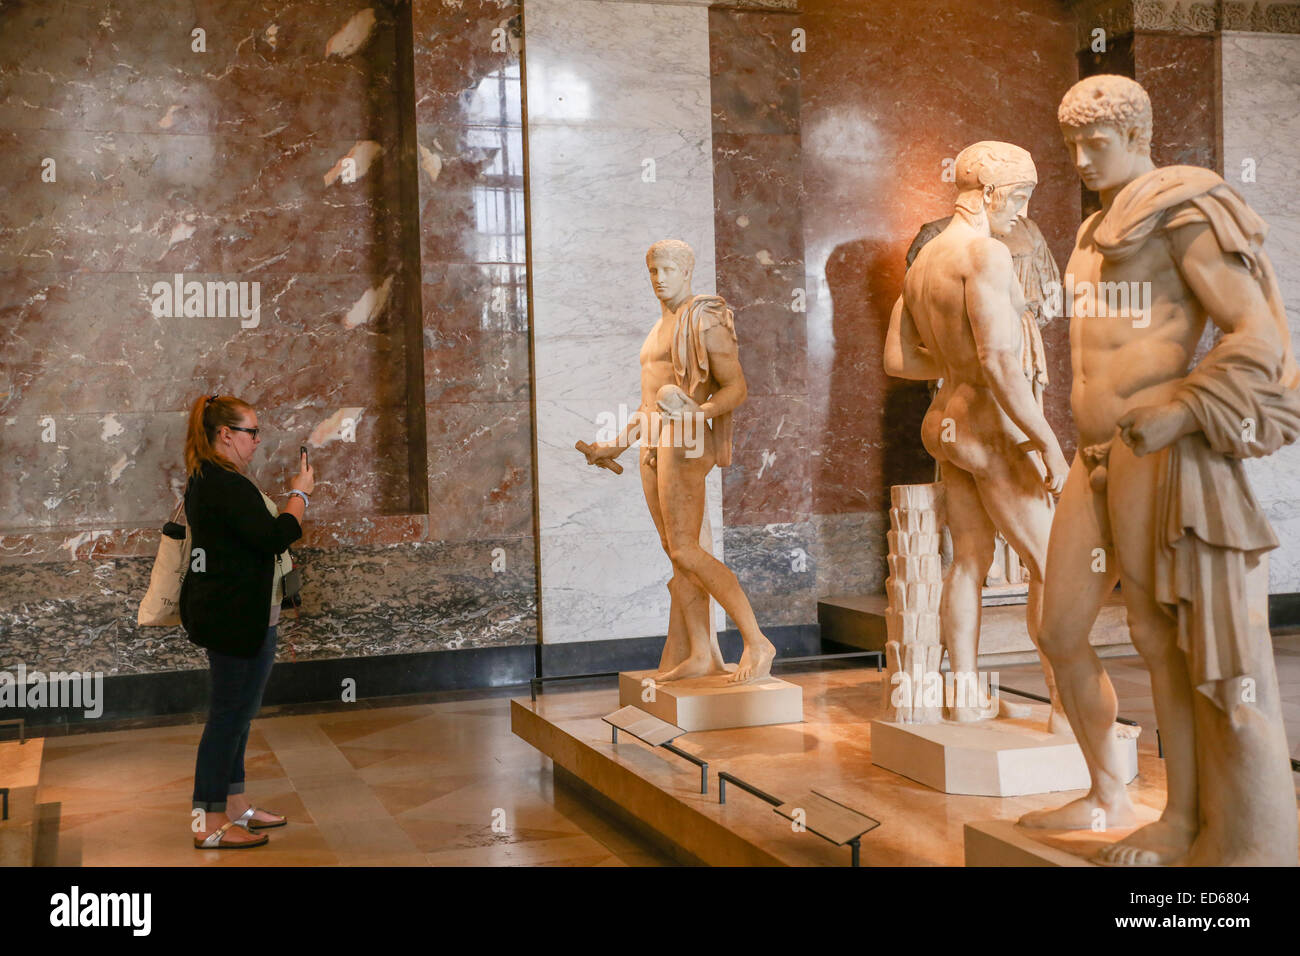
top-left (671, 294), bottom-right (736, 467)
top-left (1006, 217), bottom-right (1059, 390)
top-left (1096, 166), bottom-right (1300, 708)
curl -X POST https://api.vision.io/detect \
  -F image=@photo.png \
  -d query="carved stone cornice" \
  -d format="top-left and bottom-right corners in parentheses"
top-left (1067, 0), bottom-right (1300, 44)
top-left (1222, 0), bottom-right (1300, 29)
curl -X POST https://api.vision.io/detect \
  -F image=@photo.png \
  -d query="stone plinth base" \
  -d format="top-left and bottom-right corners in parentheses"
top-left (871, 706), bottom-right (1138, 796)
top-left (618, 670), bottom-right (803, 732)
top-left (964, 806), bottom-right (1164, 866)
top-left (0, 738), bottom-right (44, 867)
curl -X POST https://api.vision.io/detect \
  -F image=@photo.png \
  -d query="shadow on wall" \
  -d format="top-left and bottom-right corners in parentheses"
top-left (819, 237), bottom-right (933, 515)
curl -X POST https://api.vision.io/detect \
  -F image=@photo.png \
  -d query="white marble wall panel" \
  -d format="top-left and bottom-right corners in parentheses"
top-left (526, 0), bottom-right (722, 643)
top-left (1223, 32), bottom-right (1300, 591)
top-left (527, 127), bottom-right (717, 278)
top-left (524, 3), bottom-right (711, 129)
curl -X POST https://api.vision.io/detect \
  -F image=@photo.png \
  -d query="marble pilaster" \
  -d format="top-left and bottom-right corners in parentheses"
top-left (525, 0), bottom-right (722, 645)
top-left (1224, 32), bottom-right (1300, 591)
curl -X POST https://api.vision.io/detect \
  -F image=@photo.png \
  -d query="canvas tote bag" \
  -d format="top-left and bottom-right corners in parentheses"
top-left (138, 499), bottom-right (190, 627)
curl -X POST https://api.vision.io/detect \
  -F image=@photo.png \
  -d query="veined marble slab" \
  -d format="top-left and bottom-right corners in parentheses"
top-left (1224, 32), bottom-right (1300, 590)
top-left (531, 334), bottom-right (646, 402)
top-left (526, 126), bottom-right (717, 277)
top-left (523, 0), bottom-right (712, 130)
top-left (540, 523), bottom-right (722, 643)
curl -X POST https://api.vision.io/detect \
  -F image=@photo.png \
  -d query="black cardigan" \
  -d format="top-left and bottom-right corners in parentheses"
top-left (180, 459), bottom-right (303, 658)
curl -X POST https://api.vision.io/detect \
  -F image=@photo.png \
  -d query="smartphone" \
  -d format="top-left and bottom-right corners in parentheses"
top-left (300, 444), bottom-right (309, 468)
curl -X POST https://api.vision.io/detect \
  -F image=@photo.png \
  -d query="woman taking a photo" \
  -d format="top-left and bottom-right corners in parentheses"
top-left (181, 393), bottom-right (314, 849)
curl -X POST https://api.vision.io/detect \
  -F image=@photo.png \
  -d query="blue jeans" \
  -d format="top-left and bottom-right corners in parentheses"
top-left (192, 626), bottom-right (277, 812)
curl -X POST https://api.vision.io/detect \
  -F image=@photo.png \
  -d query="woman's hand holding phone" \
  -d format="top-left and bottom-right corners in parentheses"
top-left (291, 445), bottom-right (315, 496)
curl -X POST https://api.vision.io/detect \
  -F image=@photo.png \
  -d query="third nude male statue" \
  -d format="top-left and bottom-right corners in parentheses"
top-left (1020, 75), bottom-right (1300, 866)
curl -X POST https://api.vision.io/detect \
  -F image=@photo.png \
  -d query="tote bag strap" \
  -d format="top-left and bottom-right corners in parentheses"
top-left (173, 473), bottom-right (194, 525)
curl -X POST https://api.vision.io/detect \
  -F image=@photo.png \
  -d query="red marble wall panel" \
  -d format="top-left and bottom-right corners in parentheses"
top-left (710, 8), bottom-right (811, 527)
top-left (1135, 32), bottom-right (1221, 172)
top-left (0, 1), bottom-right (423, 533)
top-left (0, 0), bottom-right (540, 670)
top-left (412, 0), bottom-right (534, 547)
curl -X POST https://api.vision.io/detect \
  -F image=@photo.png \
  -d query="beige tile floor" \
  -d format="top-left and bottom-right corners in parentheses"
top-left (35, 692), bottom-right (673, 866)
top-left (31, 633), bottom-right (1300, 866)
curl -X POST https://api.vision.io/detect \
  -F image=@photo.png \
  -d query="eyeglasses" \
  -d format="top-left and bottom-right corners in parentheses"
top-left (228, 426), bottom-right (260, 439)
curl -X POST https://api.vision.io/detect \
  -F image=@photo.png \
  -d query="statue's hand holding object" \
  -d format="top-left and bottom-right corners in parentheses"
top-left (655, 384), bottom-right (700, 421)
top-left (576, 440), bottom-right (624, 475)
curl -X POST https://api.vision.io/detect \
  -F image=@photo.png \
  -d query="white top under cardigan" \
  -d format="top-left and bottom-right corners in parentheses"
top-left (255, 486), bottom-right (293, 627)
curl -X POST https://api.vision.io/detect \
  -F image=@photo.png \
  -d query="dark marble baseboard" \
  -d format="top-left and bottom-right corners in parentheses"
top-left (1270, 593), bottom-right (1300, 629)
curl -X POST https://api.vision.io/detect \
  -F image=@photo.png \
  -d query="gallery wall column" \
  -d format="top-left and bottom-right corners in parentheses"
top-left (522, 0), bottom-right (723, 657)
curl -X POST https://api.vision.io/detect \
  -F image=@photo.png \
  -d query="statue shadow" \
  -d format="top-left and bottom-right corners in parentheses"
top-left (819, 237), bottom-right (934, 514)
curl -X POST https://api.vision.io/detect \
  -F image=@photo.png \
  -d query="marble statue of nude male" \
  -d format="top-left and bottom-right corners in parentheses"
top-left (580, 239), bottom-right (777, 684)
top-left (1020, 75), bottom-right (1300, 866)
top-left (885, 142), bottom-right (1071, 725)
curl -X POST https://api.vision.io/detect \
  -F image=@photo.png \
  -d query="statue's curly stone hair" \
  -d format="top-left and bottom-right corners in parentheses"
top-left (645, 239), bottom-right (694, 274)
top-left (1058, 74), bottom-right (1152, 152)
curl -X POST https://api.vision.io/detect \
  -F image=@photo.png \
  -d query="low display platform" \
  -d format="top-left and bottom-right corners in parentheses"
top-left (511, 667), bottom-right (1172, 866)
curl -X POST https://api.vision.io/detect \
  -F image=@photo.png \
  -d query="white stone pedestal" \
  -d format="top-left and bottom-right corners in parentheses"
top-left (618, 670), bottom-right (803, 732)
top-left (964, 805), bottom-right (1163, 866)
top-left (870, 705), bottom-right (1138, 796)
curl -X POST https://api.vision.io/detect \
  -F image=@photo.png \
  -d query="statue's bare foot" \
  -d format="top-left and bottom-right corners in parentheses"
top-left (998, 697), bottom-right (1032, 719)
top-left (1093, 816), bottom-right (1196, 867)
top-left (1047, 708), bottom-right (1074, 736)
top-left (654, 652), bottom-right (716, 682)
top-left (1019, 792), bottom-right (1136, 830)
top-left (728, 634), bottom-right (775, 684)
top-left (1113, 721), bottom-right (1140, 740)
top-left (949, 704), bottom-right (989, 723)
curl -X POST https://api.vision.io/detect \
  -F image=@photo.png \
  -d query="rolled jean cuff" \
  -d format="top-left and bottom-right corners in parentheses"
top-left (193, 799), bottom-right (227, 813)
top-left (227, 782), bottom-right (246, 796)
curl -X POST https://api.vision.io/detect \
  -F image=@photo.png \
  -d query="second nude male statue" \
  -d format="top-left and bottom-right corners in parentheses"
top-left (581, 240), bottom-right (777, 685)
top-left (885, 142), bottom-right (1071, 726)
